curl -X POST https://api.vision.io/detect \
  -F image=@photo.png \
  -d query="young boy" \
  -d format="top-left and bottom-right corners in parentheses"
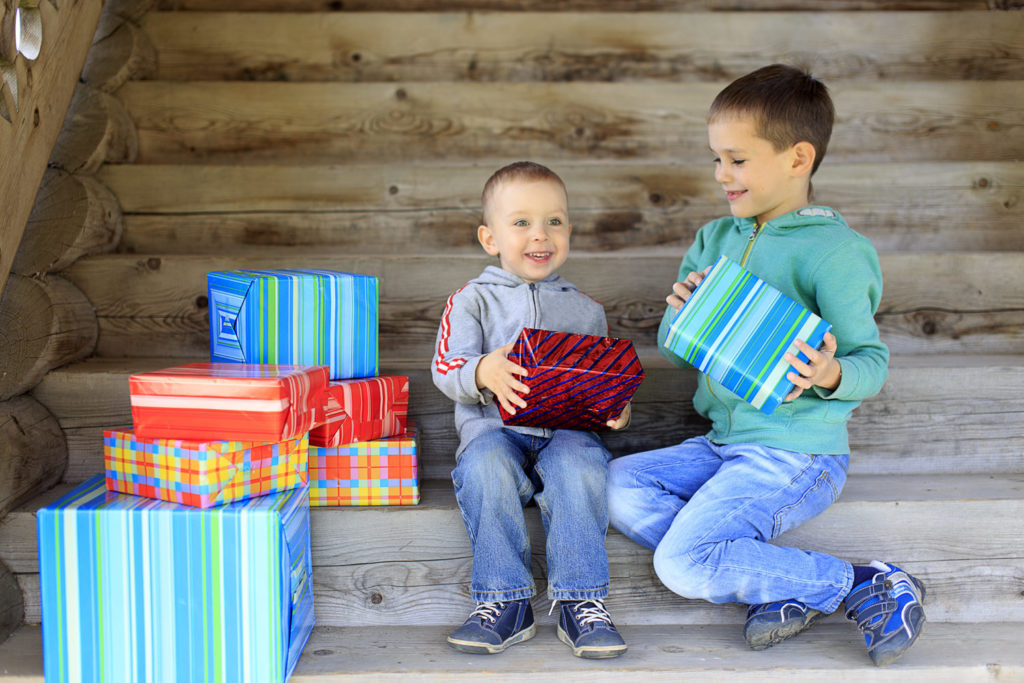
top-left (432, 161), bottom-right (630, 659)
top-left (607, 65), bottom-right (926, 667)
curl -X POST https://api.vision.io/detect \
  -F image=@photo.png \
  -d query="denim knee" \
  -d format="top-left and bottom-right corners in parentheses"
top-left (652, 537), bottom-right (715, 600)
top-left (453, 442), bottom-right (529, 502)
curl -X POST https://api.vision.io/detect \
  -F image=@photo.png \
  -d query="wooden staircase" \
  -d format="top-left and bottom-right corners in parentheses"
top-left (2, 2), bottom-right (1024, 679)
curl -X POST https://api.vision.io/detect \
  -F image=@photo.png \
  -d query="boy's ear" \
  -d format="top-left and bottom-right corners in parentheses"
top-left (791, 141), bottom-right (816, 178)
top-left (477, 224), bottom-right (500, 256)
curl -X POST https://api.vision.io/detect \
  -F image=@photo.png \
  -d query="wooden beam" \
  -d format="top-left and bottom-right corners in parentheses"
top-left (152, 0), bottom-right (1011, 11)
top-left (0, 394), bottom-right (65, 518)
top-left (0, 560), bottom-right (21, 645)
top-left (0, 0), bottom-right (104, 295)
top-left (98, 162), bottom-right (1024, 254)
top-left (81, 14), bottom-right (156, 93)
top-left (51, 84), bottom-right (137, 174)
top-left (142, 11), bottom-right (1024, 83)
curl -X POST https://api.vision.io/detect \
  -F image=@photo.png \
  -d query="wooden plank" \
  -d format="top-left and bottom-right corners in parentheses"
top-left (0, 0), bottom-right (103, 294)
top-left (60, 252), bottom-right (1024, 358)
top-left (115, 81), bottom-right (1024, 165)
top-left (0, 395), bottom-right (65, 519)
top-left (100, 162), bottom-right (1024, 255)
top-left (141, 11), bottom-right (1024, 82)
top-left (152, 0), bottom-right (1011, 11)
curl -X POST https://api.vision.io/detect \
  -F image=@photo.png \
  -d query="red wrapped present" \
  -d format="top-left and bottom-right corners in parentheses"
top-left (129, 363), bottom-right (329, 442)
top-left (499, 328), bottom-right (645, 431)
top-left (104, 429), bottom-right (308, 508)
top-left (308, 427), bottom-right (418, 506)
top-left (308, 375), bottom-right (409, 447)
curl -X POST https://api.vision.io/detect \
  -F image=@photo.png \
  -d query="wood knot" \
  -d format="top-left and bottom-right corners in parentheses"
top-left (649, 192), bottom-right (662, 204)
top-left (921, 320), bottom-right (937, 336)
top-left (146, 257), bottom-right (161, 270)
top-left (32, 107), bottom-right (39, 127)
top-left (195, 295), bottom-right (208, 310)
top-left (370, 592), bottom-right (384, 604)
top-left (395, 88), bottom-right (407, 101)
top-left (987, 121), bottom-right (1000, 131)
top-left (975, 178), bottom-right (989, 188)
top-left (350, 52), bottom-right (361, 63)
top-left (388, 185), bottom-right (399, 195)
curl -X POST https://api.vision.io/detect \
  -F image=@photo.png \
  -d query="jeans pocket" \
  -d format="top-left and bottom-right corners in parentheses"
top-left (771, 468), bottom-right (840, 539)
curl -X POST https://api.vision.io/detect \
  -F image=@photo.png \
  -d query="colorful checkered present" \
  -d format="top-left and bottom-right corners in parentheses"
top-left (37, 475), bottom-right (314, 683)
top-left (308, 427), bottom-right (418, 506)
top-left (208, 269), bottom-right (379, 380)
top-left (663, 255), bottom-right (832, 414)
top-left (129, 363), bottom-right (328, 442)
top-left (498, 328), bottom-right (645, 430)
top-left (309, 375), bottom-right (409, 448)
top-left (104, 429), bottom-right (308, 508)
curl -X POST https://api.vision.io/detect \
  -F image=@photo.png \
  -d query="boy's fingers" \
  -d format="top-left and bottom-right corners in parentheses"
top-left (505, 360), bottom-right (529, 378)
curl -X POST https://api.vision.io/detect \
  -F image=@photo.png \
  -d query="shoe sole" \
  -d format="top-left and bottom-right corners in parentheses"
top-left (556, 625), bottom-right (628, 659)
top-left (745, 609), bottom-right (825, 651)
top-left (447, 622), bottom-right (537, 654)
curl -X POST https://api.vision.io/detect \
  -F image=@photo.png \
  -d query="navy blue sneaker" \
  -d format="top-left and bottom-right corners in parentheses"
top-left (844, 561), bottom-right (927, 667)
top-left (743, 599), bottom-right (825, 650)
top-left (447, 599), bottom-right (536, 654)
top-left (556, 599), bottom-right (627, 659)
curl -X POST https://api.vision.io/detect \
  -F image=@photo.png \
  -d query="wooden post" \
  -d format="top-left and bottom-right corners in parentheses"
top-left (12, 168), bottom-right (123, 276)
top-left (0, 394), bottom-right (65, 518)
top-left (81, 14), bottom-right (156, 93)
top-left (0, 274), bottom-right (97, 401)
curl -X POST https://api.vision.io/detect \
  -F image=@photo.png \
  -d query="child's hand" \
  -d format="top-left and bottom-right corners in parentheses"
top-left (783, 332), bottom-right (841, 401)
top-left (475, 343), bottom-right (529, 415)
top-left (667, 266), bottom-right (713, 311)
top-left (606, 402), bottom-right (631, 430)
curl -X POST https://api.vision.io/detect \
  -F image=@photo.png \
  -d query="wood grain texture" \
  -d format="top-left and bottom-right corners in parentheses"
top-left (51, 84), bottom-right (138, 175)
top-left (115, 81), bottom-right (1024, 164)
top-left (81, 14), bottom-right (157, 93)
top-left (60, 252), bottom-right (1024, 358)
top-left (152, 0), bottom-right (1017, 11)
top-left (0, 560), bottom-right (22, 645)
top-left (141, 11), bottom-right (1024, 83)
top-left (12, 169), bottom-right (123, 276)
top-left (0, 396), bottom-right (66, 519)
top-left (99, 162), bottom-right (1024, 254)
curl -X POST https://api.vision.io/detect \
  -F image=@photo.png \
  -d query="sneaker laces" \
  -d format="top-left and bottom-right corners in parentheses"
top-left (469, 601), bottom-right (507, 624)
top-left (571, 599), bottom-right (614, 628)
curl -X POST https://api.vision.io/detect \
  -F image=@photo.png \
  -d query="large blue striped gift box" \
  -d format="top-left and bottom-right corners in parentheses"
top-left (208, 269), bottom-right (379, 380)
top-left (663, 255), bottom-right (832, 414)
top-left (37, 475), bottom-right (314, 683)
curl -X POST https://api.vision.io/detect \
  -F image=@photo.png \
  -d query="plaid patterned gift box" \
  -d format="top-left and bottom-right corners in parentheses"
top-left (104, 429), bottom-right (308, 508)
top-left (308, 428), bottom-right (419, 506)
top-left (208, 269), bottom-right (379, 380)
top-left (498, 328), bottom-right (645, 431)
top-left (37, 476), bottom-right (314, 683)
top-left (663, 255), bottom-right (832, 415)
top-left (129, 363), bottom-right (328, 442)
top-left (308, 375), bottom-right (409, 448)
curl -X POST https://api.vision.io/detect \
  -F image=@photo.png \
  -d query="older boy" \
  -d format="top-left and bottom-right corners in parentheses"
top-left (432, 161), bottom-right (629, 659)
top-left (607, 65), bottom-right (926, 667)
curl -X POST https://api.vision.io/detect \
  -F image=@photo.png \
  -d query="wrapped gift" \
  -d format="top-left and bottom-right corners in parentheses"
top-left (37, 475), bottom-right (314, 683)
top-left (208, 269), bottom-right (379, 380)
top-left (308, 375), bottom-right (409, 448)
top-left (104, 429), bottom-right (308, 508)
top-left (129, 363), bottom-right (328, 442)
top-left (308, 427), bottom-right (418, 506)
top-left (498, 329), bottom-right (645, 430)
top-left (663, 255), bottom-right (832, 414)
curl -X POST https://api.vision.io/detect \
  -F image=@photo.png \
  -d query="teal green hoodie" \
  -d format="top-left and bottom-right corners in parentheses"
top-left (658, 206), bottom-right (889, 455)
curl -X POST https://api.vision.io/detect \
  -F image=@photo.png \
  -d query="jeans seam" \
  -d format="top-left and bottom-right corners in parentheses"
top-left (772, 469), bottom-right (834, 538)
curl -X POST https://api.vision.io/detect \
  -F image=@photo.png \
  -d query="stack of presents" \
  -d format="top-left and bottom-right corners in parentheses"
top-left (34, 257), bottom-right (828, 681)
top-left (36, 269), bottom-right (415, 682)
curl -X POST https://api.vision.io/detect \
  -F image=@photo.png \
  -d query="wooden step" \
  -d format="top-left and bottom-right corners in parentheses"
top-left (99, 161), bottom-right (1024, 255)
top-left (113, 80), bottom-right (1024, 165)
top-left (60, 251), bottom-right (1024, 359)
top-left (3, 621), bottom-right (1023, 681)
top-left (3, 474), bottom-right (1022, 626)
top-left (28, 354), bottom-right (1024, 484)
top-left (140, 11), bottom-right (1024, 83)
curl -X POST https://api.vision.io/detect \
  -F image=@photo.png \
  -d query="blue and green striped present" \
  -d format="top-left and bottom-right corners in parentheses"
top-left (37, 475), bottom-right (314, 683)
top-left (208, 269), bottom-right (379, 380)
top-left (663, 255), bottom-right (832, 414)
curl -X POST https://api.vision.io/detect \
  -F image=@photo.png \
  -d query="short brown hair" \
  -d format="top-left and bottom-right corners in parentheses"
top-left (708, 64), bottom-right (835, 175)
top-left (481, 161), bottom-right (567, 224)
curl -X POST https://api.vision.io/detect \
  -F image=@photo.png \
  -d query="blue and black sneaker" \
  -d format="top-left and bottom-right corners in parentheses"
top-left (446, 599), bottom-right (536, 654)
top-left (743, 599), bottom-right (825, 650)
top-left (556, 599), bottom-right (627, 659)
top-left (844, 561), bottom-right (927, 667)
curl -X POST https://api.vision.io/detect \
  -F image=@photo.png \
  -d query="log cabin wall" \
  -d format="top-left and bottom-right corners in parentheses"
top-left (1, 0), bottom-right (1023, 675)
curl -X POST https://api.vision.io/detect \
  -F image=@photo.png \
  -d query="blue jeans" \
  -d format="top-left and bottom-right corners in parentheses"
top-left (452, 428), bottom-right (613, 603)
top-left (608, 436), bottom-right (853, 614)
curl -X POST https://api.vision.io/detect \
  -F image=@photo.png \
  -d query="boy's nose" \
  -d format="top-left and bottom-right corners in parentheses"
top-left (714, 164), bottom-right (730, 183)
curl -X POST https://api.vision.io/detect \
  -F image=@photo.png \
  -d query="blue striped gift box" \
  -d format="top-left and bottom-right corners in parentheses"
top-left (208, 269), bottom-right (379, 380)
top-left (37, 475), bottom-right (314, 683)
top-left (664, 255), bottom-right (832, 414)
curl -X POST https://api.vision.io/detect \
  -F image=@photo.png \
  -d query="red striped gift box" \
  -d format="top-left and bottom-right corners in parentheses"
top-left (308, 375), bottom-right (410, 447)
top-left (499, 328), bottom-right (645, 431)
top-left (129, 363), bottom-right (329, 442)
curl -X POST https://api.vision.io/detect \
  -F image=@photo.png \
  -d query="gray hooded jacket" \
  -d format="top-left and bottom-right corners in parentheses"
top-left (431, 265), bottom-right (608, 456)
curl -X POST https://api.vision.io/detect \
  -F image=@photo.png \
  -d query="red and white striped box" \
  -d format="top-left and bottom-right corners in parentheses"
top-left (308, 375), bottom-right (409, 448)
top-left (129, 363), bottom-right (329, 443)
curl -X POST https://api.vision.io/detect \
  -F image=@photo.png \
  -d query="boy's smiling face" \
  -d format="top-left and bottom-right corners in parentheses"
top-left (478, 178), bottom-right (571, 283)
top-left (708, 114), bottom-right (813, 225)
